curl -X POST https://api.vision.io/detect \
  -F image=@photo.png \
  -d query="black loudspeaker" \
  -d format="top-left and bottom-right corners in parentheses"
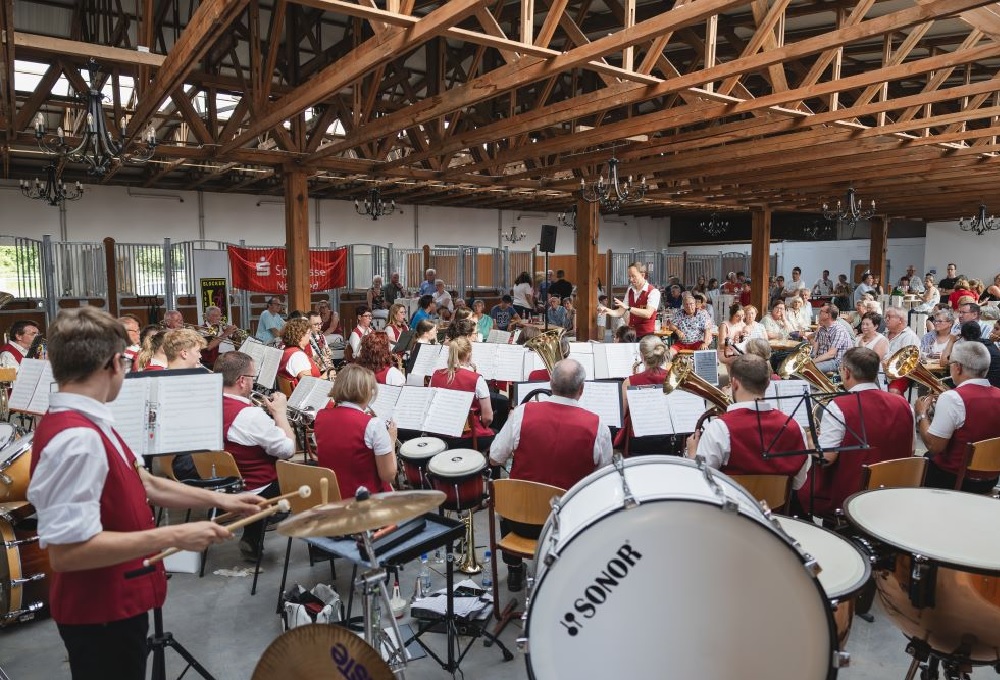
top-left (539, 224), bottom-right (558, 253)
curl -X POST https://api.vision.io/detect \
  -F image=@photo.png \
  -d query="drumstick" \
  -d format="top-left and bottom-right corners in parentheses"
top-left (213, 485), bottom-right (310, 524)
top-left (143, 500), bottom-right (291, 567)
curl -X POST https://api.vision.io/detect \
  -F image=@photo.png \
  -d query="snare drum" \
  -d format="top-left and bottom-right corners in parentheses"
top-left (0, 430), bottom-right (31, 502)
top-left (524, 456), bottom-right (843, 679)
top-left (426, 449), bottom-right (486, 512)
top-left (846, 487), bottom-right (1000, 664)
top-left (0, 515), bottom-right (50, 625)
top-left (774, 516), bottom-right (871, 649)
top-left (398, 437), bottom-right (446, 489)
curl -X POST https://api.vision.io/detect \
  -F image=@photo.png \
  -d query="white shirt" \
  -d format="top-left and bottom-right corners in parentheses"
top-left (856, 333), bottom-right (888, 355)
top-left (782, 278), bottom-right (806, 297)
top-left (812, 278), bottom-right (833, 296)
top-left (792, 305), bottom-right (813, 330)
top-left (0, 343), bottom-right (28, 371)
top-left (627, 283), bottom-right (661, 313)
top-left (695, 402), bottom-right (811, 490)
top-left (341, 402), bottom-right (394, 455)
top-left (488, 395), bottom-right (613, 469)
top-left (284, 348), bottom-right (313, 378)
top-left (432, 289), bottom-right (454, 313)
top-left (512, 282), bottom-right (533, 309)
top-left (27, 393), bottom-right (132, 548)
top-left (817, 383), bottom-right (912, 451)
top-left (224, 395), bottom-right (295, 460)
top-left (885, 326), bottom-right (920, 356)
top-left (349, 326), bottom-right (372, 356)
top-left (927, 378), bottom-right (992, 440)
top-left (383, 366), bottom-right (406, 387)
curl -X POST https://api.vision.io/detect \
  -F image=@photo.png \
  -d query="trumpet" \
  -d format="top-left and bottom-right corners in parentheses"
top-left (250, 389), bottom-right (274, 410)
top-left (287, 405), bottom-right (318, 425)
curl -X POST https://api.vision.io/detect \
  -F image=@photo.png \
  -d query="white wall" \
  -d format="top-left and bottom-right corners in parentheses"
top-left (925, 220), bottom-right (1000, 282)
top-left (681, 238), bottom-right (925, 285)
top-left (0, 182), bottom-right (671, 253)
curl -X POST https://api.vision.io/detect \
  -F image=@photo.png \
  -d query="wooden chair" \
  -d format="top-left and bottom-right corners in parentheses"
top-left (274, 461), bottom-right (342, 614)
top-left (487, 479), bottom-right (565, 637)
top-left (729, 474), bottom-right (792, 513)
top-left (861, 457), bottom-right (928, 490)
top-left (186, 451), bottom-right (246, 577)
top-left (956, 437), bottom-right (1000, 493)
top-left (277, 375), bottom-right (295, 399)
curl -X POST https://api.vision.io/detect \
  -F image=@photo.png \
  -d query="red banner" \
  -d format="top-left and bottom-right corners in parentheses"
top-left (227, 245), bottom-right (347, 293)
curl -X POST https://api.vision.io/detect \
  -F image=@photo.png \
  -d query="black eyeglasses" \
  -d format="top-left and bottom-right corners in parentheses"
top-left (104, 353), bottom-right (123, 370)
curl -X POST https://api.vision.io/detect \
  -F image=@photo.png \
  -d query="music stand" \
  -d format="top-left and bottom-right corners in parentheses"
top-left (392, 330), bottom-right (416, 355)
top-left (147, 606), bottom-right (216, 680)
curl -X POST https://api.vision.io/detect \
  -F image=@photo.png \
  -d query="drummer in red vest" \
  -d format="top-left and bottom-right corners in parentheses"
top-left (797, 347), bottom-right (914, 521)
top-left (216, 352), bottom-right (296, 561)
top-left (314, 364), bottom-right (398, 501)
top-left (597, 261), bottom-right (660, 339)
top-left (0, 319), bottom-right (41, 374)
top-left (686, 354), bottom-right (811, 490)
top-left (489, 358), bottom-right (613, 591)
top-left (278, 318), bottom-right (333, 388)
top-left (917, 341), bottom-right (1000, 492)
top-left (26, 307), bottom-right (262, 680)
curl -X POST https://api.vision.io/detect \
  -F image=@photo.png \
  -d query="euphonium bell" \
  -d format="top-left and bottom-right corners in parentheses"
top-left (884, 345), bottom-right (950, 396)
top-left (663, 354), bottom-right (732, 430)
top-left (524, 327), bottom-right (565, 376)
top-left (777, 342), bottom-right (840, 394)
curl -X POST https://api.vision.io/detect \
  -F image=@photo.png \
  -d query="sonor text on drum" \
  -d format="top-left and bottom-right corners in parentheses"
top-left (559, 543), bottom-right (643, 636)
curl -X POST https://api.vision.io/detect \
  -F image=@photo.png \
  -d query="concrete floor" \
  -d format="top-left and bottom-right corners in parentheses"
top-left (0, 505), bottom-right (950, 680)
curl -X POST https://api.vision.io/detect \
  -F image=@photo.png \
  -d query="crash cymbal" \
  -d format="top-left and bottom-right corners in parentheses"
top-left (277, 489), bottom-right (445, 538)
top-left (252, 624), bottom-right (394, 680)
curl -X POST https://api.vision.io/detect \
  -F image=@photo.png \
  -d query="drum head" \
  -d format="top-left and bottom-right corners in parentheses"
top-left (399, 437), bottom-right (446, 460)
top-left (526, 500), bottom-right (836, 679)
top-left (252, 624), bottom-right (393, 680)
top-left (427, 449), bottom-right (484, 477)
top-left (845, 488), bottom-right (1000, 572)
top-left (0, 433), bottom-right (31, 468)
top-left (775, 516), bottom-right (870, 601)
top-left (0, 424), bottom-right (15, 450)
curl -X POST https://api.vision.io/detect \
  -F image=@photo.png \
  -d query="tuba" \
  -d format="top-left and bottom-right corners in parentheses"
top-left (663, 354), bottom-right (732, 429)
top-left (884, 346), bottom-right (949, 417)
top-left (525, 327), bottom-right (565, 376)
top-left (777, 342), bottom-right (841, 394)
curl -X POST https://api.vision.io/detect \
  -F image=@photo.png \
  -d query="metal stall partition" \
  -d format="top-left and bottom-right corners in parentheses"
top-left (721, 252), bottom-right (750, 280)
top-left (663, 252), bottom-right (684, 284)
top-left (113, 241), bottom-right (176, 326)
top-left (428, 247), bottom-right (462, 299)
top-left (346, 244), bottom-right (390, 291)
top-left (609, 251), bottom-right (633, 299)
top-left (389, 246), bottom-right (424, 294)
top-left (49, 238), bottom-right (108, 320)
top-left (0, 235), bottom-right (47, 331)
top-left (506, 250), bottom-right (532, 294)
top-left (684, 254), bottom-right (721, 289)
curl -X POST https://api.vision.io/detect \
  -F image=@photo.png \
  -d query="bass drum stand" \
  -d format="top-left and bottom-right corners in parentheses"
top-left (357, 528), bottom-right (410, 679)
top-left (901, 637), bottom-right (997, 680)
top-left (148, 606), bottom-right (216, 680)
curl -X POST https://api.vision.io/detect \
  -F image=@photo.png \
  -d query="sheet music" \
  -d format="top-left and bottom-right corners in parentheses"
top-left (426, 388), bottom-right (475, 437)
top-left (155, 373), bottom-right (224, 454)
top-left (568, 342), bottom-right (594, 355)
top-left (471, 343), bottom-right (499, 380)
top-left (289, 377), bottom-right (334, 413)
top-left (513, 381), bottom-right (552, 405)
top-left (370, 383), bottom-right (402, 421)
top-left (576, 354), bottom-right (595, 380)
top-left (8, 359), bottom-right (55, 414)
top-left (256, 345), bottom-right (283, 390)
top-left (763, 380), bottom-right (812, 430)
top-left (665, 391), bottom-right (708, 433)
top-left (523, 351), bottom-right (545, 378)
top-left (410, 344), bottom-right (445, 377)
top-left (238, 339), bottom-right (264, 366)
top-left (486, 329), bottom-right (512, 344)
top-left (626, 387), bottom-right (672, 437)
top-left (392, 386), bottom-right (435, 430)
top-left (108, 378), bottom-right (153, 455)
top-left (577, 381), bottom-right (623, 429)
top-left (494, 344), bottom-right (527, 382)
top-left (593, 343), bottom-right (639, 379)
top-left (693, 350), bottom-right (719, 386)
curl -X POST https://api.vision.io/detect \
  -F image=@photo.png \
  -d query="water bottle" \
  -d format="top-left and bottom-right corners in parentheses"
top-left (419, 553), bottom-right (432, 594)
top-left (481, 551), bottom-right (493, 589)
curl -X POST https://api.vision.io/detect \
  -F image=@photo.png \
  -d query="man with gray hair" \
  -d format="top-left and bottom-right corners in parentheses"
top-left (883, 306), bottom-right (920, 395)
top-left (916, 341), bottom-right (1000, 491)
top-left (418, 268), bottom-right (437, 296)
top-left (488, 358), bottom-right (612, 590)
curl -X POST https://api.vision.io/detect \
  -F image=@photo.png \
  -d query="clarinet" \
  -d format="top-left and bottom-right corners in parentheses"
top-left (310, 334), bottom-right (335, 376)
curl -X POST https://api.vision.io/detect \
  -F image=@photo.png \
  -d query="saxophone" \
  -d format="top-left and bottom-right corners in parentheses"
top-left (310, 334), bottom-right (336, 376)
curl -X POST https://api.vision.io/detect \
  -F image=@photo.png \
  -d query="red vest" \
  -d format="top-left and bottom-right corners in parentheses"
top-left (429, 368), bottom-right (493, 438)
top-left (0, 342), bottom-right (24, 365)
top-left (30, 410), bottom-right (167, 625)
top-left (627, 285), bottom-right (656, 336)
top-left (143, 364), bottom-right (166, 372)
top-left (718, 408), bottom-right (808, 478)
top-left (802, 388), bottom-right (914, 517)
top-left (511, 401), bottom-right (600, 491)
top-left (222, 397), bottom-right (278, 488)
top-left (527, 368), bottom-right (549, 381)
top-left (937, 383), bottom-right (1000, 474)
top-left (279, 346), bottom-right (319, 387)
top-left (614, 369), bottom-right (668, 450)
top-left (313, 405), bottom-right (391, 500)
top-left (374, 365), bottom-right (392, 384)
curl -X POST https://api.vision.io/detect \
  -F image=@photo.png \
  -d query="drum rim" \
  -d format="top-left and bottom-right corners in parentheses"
top-left (426, 450), bottom-right (485, 477)
top-left (774, 516), bottom-right (872, 601)
top-left (524, 497), bottom-right (840, 680)
top-left (844, 488), bottom-right (1000, 574)
top-left (399, 437), bottom-right (447, 457)
top-left (0, 434), bottom-right (32, 468)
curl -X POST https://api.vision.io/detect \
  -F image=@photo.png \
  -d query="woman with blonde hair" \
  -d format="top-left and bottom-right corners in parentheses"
top-left (616, 335), bottom-right (672, 455)
top-left (471, 299), bottom-right (493, 341)
top-left (136, 329), bottom-right (168, 371)
top-left (428, 336), bottom-right (493, 445)
top-left (314, 364), bottom-right (398, 500)
top-left (384, 303), bottom-right (409, 344)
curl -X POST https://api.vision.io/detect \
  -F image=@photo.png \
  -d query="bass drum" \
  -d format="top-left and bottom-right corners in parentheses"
top-left (524, 456), bottom-right (843, 679)
top-left (0, 427), bottom-right (29, 501)
top-left (1, 515), bottom-right (50, 626)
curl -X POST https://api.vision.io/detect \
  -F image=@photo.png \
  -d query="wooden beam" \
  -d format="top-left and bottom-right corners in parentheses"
top-left (575, 198), bottom-right (599, 341)
top-left (750, 207), bottom-right (771, 314)
top-left (869, 215), bottom-right (888, 288)
top-left (284, 169), bottom-right (312, 312)
top-left (0, 0), bottom-right (15, 134)
top-left (10, 32), bottom-right (167, 67)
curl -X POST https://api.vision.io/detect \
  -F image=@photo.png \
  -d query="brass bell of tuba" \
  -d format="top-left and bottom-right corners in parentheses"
top-left (884, 345), bottom-right (950, 401)
top-left (663, 354), bottom-right (732, 429)
top-left (777, 342), bottom-right (841, 394)
top-left (524, 327), bottom-right (565, 376)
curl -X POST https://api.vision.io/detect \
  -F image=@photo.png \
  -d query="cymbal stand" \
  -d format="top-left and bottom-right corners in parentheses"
top-left (358, 530), bottom-right (409, 679)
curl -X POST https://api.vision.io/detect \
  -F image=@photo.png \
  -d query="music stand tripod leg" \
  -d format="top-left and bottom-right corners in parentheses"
top-left (358, 531), bottom-right (409, 679)
top-left (147, 607), bottom-right (216, 680)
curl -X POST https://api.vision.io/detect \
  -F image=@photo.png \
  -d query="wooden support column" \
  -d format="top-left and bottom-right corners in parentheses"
top-left (869, 215), bottom-right (888, 288)
top-left (103, 237), bottom-right (119, 317)
top-left (283, 169), bottom-right (311, 312)
top-left (576, 198), bottom-right (600, 341)
top-left (750, 207), bottom-right (771, 314)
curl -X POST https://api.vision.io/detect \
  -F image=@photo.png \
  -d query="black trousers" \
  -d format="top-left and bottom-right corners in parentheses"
top-left (58, 612), bottom-right (149, 680)
top-left (242, 481), bottom-right (280, 549)
top-left (924, 459), bottom-right (997, 494)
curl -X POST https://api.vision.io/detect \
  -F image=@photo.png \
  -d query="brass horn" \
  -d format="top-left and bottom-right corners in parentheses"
top-left (663, 354), bottom-right (731, 429)
top-left (777, 342), bottom-right (841, 394)
top-left (524, 327), bottom-right (565, 376)
top-left (884, 346), bottom-right (950, 396)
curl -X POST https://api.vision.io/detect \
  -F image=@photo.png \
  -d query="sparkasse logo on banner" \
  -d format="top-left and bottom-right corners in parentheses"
top-left (227, 245), bottom-right (347, 292)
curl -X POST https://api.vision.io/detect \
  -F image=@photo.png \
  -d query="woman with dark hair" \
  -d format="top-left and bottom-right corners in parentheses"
top-left (855, 311), bottom-right (888, 361)
top-left (614, 326), bottom-right (637, 344)
top-left (356, 332), bottom-right (405, 386)
top-left (414, 319), bottom-right (438, 344)
top-left (512, 271), bottom-right (534, 317)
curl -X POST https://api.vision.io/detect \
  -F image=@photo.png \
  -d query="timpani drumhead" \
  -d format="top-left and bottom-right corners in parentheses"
top-left (775, 516), bottom-right (870, 601)
top-left (845, 488), bottom-right (1000, 572)
top-left (427, 449), bottom-right (484, 478)
top-left (399, 437), bottom-right (447, 461)
top-left (252, 624), bottom-right (393, 680)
